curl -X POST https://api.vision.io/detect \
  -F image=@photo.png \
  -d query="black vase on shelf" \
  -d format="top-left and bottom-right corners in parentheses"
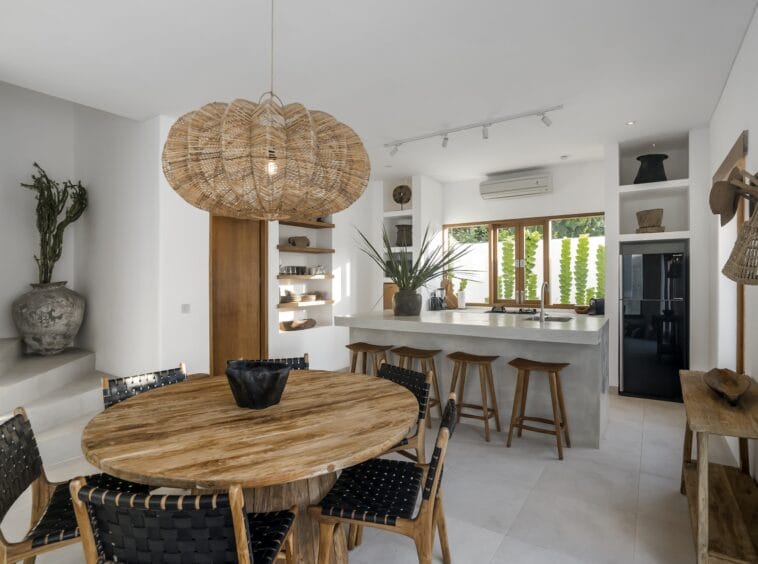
top-left (633, 154), bottom-right (668, 184)
top-left (225, 361), bottom-right (291, 409)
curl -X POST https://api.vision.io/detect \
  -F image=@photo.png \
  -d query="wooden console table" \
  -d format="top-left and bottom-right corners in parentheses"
top-left (680, 370), bottom-right (758, 564)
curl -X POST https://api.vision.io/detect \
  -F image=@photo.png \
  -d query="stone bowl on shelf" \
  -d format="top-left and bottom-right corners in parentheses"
top-left (636, 208), bottom-right (664, 229)
top-left (703, 368), bottom-right (752, 406)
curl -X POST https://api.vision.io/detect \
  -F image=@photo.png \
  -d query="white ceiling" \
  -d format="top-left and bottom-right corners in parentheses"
top-left (1, 0), bottom-right (756, 182)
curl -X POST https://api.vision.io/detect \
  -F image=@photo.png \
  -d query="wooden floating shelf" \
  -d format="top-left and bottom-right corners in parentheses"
top-left (682, 462), bottom-right (758, 563)
top-left (277, 299), bottom-right (334, 309)
top-left (277, 245), bottom-right (335, 254)
top-left (382, 210), bottom-right (413, 218)
top-left (617, 178), bottom-right (690, 194)
top-left (277, 274), bottom-right (334, 281)
top-left (618, 230), bottom-right (691, 242)
top-left (279, 219), bottom-right (335, 229)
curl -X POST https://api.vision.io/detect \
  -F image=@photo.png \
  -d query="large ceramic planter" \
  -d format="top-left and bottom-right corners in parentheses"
top-left (11, 282), bottom-right (85, 355)
top-left (393, 290), bottom-right (422, 316)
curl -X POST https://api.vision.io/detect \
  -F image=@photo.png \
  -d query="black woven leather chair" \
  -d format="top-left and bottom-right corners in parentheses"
top-left (377, 362), bottom-right (432, 463)
top-left (347, 362), bottom-right (432, 550)
top-left (310, 395), bottom-right (457, 564)
top-left (70, 479), bottom-right (296, 564)
top-left (0, 408), bottom-right (150, 564)
top-left (102, 362), bottom-right (188, 408)
top-left (229, 354), bottom-right (309, 370)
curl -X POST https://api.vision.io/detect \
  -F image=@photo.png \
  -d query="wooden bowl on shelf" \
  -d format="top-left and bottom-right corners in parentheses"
top-left (574, 305), bottom-right (591, 314)
top-left (279, 319), bottom-right (317, 332)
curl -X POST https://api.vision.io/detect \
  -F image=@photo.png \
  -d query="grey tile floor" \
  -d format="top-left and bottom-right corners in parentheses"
top-left (8, 393), bottom-right (718, 563)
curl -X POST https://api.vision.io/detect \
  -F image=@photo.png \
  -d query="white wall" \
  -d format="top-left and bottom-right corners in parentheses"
top-left (73, 108), bottom-right (161, 376)
top-left (0, 82), bottom-right (77, 338)
top-left (708, 6), bottom-right (758, 474)
top-left (442, 161), bottom-right (605, 224)
top-left (157, 116), bottom-right (210, 374)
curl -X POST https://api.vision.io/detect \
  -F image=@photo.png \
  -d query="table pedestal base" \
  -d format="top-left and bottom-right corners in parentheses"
top-left (245, 473), bottom-right (348, 564)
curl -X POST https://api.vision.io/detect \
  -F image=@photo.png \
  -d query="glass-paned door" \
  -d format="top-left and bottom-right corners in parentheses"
top-left (521, 223), bottom-right (546, 305)
top-left (494, 224), bottom-right (518, 303)
top-left (447, 224), bottom-right (490, 304)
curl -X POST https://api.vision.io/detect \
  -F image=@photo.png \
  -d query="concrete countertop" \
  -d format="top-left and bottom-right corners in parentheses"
top-left (334, 308), bottom-right (608, 345)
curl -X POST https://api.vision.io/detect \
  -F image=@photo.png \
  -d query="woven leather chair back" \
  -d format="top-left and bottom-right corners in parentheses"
top-left (103, 365), bottom-right (187, 408)
top-left (76, 485), bottom-right (248, 563)
top-left (422, 398), bottom-right (457, 501)
top-left (229, 356), bottom-right (309, 370)
top-left (378, 363), bottom-right (431, 422)
top-left (0, 412), bottom-right (43, 520)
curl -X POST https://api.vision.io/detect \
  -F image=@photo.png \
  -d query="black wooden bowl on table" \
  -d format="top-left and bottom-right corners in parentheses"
top-left (225, 360), bottom-right (291, 409)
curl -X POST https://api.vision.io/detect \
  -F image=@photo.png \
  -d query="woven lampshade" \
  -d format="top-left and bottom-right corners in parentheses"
top-left (723, 207), bottom-right (758, 285)
top-left (162, 98), bottom-right (370, 220)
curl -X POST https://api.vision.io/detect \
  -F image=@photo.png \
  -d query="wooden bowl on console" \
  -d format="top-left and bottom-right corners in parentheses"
top-left (703, 368), bottom-right (752, 406)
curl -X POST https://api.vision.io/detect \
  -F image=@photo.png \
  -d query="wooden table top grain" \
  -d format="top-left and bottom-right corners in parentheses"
top-left (680, 370), bottom-right (758, 438)
top-left (81, 370), bottom-right (418, 490)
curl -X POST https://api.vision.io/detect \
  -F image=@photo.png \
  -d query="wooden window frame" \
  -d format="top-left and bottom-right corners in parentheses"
top-left (444, 211), bottom-right (604, 308)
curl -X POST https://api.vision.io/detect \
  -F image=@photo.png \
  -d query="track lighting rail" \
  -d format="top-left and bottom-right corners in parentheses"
top-left (383, 104), bottom-right (563, 152)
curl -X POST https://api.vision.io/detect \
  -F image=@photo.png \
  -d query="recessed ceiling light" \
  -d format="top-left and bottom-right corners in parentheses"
top-left (625, 121), bottom-right (636, 126)
top-left (560, 155), bottom-right (570, 160)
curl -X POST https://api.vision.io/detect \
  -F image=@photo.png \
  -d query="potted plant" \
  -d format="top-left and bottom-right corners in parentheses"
top-left (12, 163), bottom-right (88, 355)
top-left (357, 225), bottom-right (471, 316)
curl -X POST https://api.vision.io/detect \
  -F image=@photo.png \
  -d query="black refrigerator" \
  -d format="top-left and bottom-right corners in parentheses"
top-left (619, 240), bottom-right (689, 401)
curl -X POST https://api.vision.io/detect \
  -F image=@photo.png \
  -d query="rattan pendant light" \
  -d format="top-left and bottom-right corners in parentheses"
top-left (162, 0), bottom-right (370, 220)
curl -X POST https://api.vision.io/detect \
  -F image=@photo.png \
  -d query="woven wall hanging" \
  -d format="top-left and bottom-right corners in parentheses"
top-left (161, 1), bottom-right (370, 220)
top-left (710, 167), bottom-right (758, 284)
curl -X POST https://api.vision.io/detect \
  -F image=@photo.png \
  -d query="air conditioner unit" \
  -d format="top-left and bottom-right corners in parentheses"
top-left (479, 170), bottom-right (552, 200)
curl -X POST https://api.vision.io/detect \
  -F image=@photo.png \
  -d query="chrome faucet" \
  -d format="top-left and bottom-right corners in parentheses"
top-left (540, 280), bottom-right (549, 322)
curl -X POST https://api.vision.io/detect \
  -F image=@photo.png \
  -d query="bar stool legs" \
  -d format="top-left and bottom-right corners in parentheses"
top-left (346, 343), bottom-right (392, 375)
top-left (392, 347), bottom-right (444, 427)
top-left (506, 358), bottom-right (571, 460)
top-left (447, 352), bottom-right (501, 442)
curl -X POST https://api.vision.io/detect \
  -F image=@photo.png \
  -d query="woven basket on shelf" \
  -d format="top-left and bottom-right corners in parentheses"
top-left (636, 208), bottom-right (663, 228)
top-left (723, 208), bottom-right (758, 284)
top-left (162, 98), bottom-right (370, 220)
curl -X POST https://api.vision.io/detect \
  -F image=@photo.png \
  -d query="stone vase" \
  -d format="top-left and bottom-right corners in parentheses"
top-left (11, 282), bottom-right (85, 355)
top-left (393, 290), bottom-right (422, 316)
top-left (633, 154), bottom-right (668, 184)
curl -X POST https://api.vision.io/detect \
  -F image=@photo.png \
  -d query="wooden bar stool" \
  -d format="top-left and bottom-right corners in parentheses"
top-left (506, 357), bottom-right (571, 460)
top-left (346, 342), bottom-right (393, 375)
top-left (447, 351), bottom-right (501, 441)
top-left (392, 346), bottom-right (444, 426)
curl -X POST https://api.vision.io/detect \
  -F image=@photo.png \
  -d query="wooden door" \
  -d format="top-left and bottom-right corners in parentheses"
top-left (210, 216), bottom-right (268, 376)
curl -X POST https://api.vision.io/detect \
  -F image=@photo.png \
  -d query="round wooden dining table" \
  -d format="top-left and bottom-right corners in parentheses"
top-left (81, 370), bottom-right (418, 564)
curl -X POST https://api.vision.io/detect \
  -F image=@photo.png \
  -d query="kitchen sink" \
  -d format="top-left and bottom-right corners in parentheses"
top-left (525, 315), bottom-right (573, 322)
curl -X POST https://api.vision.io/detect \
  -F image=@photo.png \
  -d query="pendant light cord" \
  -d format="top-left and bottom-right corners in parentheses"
top-left (270, 0), bottom-right (275, 95)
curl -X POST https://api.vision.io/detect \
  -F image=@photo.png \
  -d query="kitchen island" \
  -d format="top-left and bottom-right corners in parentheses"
top-left (335, 309), bottom-right (609, 448)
